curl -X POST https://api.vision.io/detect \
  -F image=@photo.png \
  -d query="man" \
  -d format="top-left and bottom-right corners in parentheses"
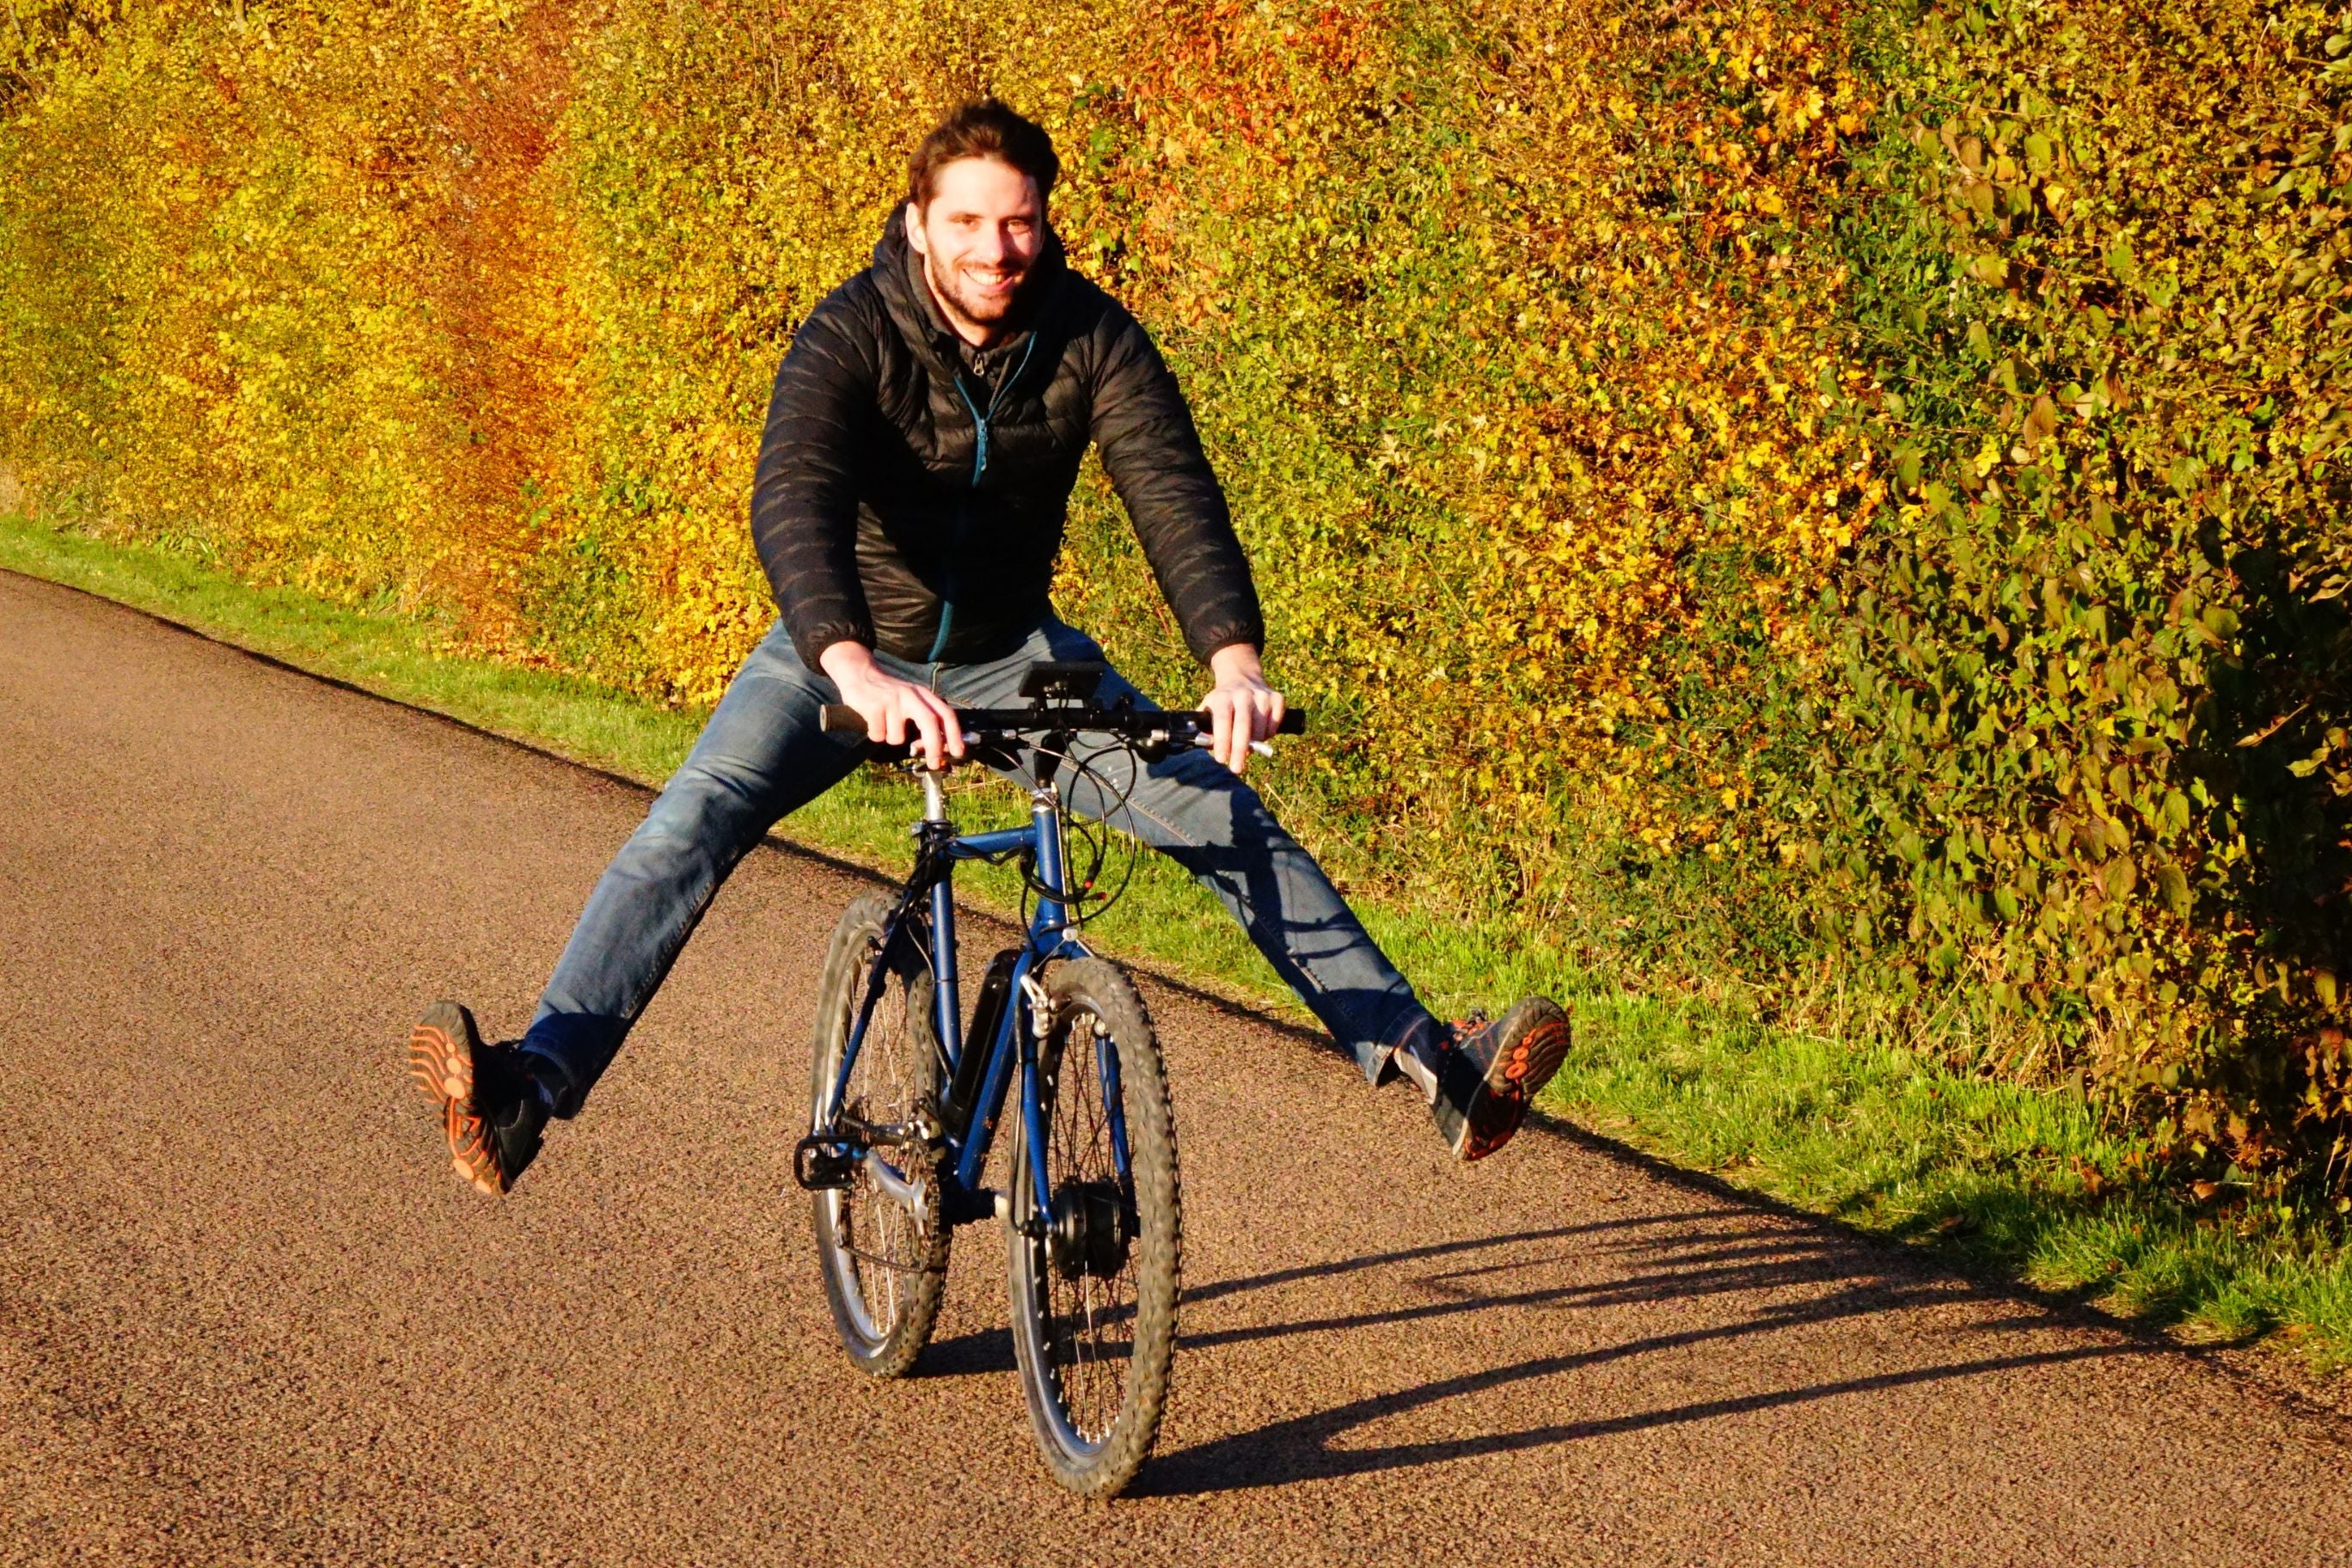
top-left (409, 101), bottom-right (1571, 1196)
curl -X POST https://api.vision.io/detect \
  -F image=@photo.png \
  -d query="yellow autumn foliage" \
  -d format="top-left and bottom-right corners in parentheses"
top-left (8, 0), bottom-right (2349, 1187)
top-left (0, 0), bottom-right (1874, 907)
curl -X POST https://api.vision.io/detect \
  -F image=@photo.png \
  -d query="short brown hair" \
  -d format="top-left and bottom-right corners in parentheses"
top-left (906, 100), bottom-right (1059, 210)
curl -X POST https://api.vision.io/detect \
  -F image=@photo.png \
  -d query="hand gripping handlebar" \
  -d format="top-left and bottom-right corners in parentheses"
top-left (818, 702), bottom-right (1306, 752)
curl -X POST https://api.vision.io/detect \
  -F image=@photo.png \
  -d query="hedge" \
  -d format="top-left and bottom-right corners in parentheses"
top-left (3, 0), bottom-right (2345, 1197)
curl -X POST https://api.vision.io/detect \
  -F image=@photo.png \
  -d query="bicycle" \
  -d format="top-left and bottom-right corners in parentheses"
top-left (792, 659), bottom-right (1302, 1498)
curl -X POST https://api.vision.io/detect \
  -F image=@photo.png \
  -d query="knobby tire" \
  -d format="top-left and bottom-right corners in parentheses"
top-left (807, 889), bottom-right (951, 1378)
top-left (1007, 958), bottom-right (1182, 1498)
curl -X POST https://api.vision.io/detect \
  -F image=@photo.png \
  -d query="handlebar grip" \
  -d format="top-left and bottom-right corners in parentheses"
top-left (820, 704), bottom-right (866, 734)
top-left (1274, 710), bottom-right (1306, 736)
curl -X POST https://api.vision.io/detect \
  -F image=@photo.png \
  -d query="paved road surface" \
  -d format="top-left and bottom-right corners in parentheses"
top-left (3, 570), bottom-right (2349, 1565)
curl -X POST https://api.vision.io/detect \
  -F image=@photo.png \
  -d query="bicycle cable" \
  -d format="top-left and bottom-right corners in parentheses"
top-left (1016, 731), bottom-right (1147, 933)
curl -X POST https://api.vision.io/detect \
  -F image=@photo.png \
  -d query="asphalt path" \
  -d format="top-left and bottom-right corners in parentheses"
top-left (4, 569), bottom-right (2349, 1565)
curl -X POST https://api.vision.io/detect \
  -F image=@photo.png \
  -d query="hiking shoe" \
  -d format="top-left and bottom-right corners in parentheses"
top-left (1428, 998), bottom-right (1571, 1161)
top-left (408, 1000), bottom-right (548, 1195)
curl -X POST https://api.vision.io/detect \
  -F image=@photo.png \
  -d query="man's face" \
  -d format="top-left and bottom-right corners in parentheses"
top-left (904, 156), bottom-right (1045, 341)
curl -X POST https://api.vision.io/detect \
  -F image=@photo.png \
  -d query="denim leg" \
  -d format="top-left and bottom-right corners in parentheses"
top-left (935, 622), bottom-right (1436, 1082)
top-left (518, 621), bottom-right (866, 1114)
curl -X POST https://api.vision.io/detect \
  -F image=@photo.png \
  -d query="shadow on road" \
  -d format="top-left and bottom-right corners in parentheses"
top-left (1174, 1213), bottom-right (1886, 1352)
top-left (910, 1203), bottom-right (2148, 1496)
top-left (911, 1211), bottom-right (1755, 1381)
top-left (1122, 1208), bottom-right (2145, 1498)
top-left (1131, 1335), bottom-right (2135, 1496)
top-left (916, 1324), bottom-right (1017, 1379)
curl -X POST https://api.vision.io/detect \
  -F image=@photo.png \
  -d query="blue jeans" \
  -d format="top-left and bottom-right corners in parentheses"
top-left (518, 616), bottom-right (1435, 1114)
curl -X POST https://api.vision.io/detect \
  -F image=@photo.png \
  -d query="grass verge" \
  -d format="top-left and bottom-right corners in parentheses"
top-left (9, 509), bottom-right (2352, 1376)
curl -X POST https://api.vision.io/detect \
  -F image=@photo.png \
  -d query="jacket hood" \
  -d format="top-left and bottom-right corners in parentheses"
top-left (871, 204), bottom-right (1068, 370)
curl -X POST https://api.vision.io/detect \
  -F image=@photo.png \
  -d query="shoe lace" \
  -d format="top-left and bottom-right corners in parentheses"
top-left (1439, 1008), bottom-right (1492, 1052)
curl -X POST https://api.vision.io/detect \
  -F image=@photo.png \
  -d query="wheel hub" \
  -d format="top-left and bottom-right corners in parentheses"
top-left (1050, 1179), bottom-right (1132, 1279)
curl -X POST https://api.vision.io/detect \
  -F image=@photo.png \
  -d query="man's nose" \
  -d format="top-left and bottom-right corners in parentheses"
top-left (971, 225), bottom-right (1012, 266)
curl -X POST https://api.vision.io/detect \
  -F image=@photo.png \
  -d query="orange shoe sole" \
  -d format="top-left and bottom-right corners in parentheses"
top-left (409, 1003), bottom-right (508, 1196)
top-left (1461, 1010), bottom-right (1573, 1162)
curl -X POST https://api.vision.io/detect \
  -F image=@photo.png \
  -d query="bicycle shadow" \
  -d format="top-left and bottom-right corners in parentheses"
top-left (911, 1199), bottom-right (2160, 1499)
top-left (1130, 1329), bottom-right (2135, 1497)
top-left (916, 1324), bottom-right (1018, 1378)
top-left (1120, 1205), bottom-right (2150, 1498)
top-left (912, 1210), bottom-right (1747, 1381)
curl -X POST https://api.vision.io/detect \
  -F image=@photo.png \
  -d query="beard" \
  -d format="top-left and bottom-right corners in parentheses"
top-left (924, 250), bottom-right (1029, 329)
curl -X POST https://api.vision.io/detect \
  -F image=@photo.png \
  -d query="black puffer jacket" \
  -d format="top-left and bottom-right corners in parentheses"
top-left (749, 212), bottom-right (1265, 670)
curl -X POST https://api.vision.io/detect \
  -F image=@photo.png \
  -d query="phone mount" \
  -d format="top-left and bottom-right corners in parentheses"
top-left (1018, 660), bottom-right (1108, 708)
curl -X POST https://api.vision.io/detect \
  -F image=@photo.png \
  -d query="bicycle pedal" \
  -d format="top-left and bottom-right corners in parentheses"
top-left (793, 1136), bottom-right (857, 1191)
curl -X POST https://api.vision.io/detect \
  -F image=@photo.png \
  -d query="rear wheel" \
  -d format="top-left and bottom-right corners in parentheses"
top-left (1007, 958), bottom-right (1180, 1497)
top-left (807, 889), bottom-right (949, 1378)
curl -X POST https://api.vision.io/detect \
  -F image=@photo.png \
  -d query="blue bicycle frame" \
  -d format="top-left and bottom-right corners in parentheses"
top-left (817, 765), bottom-right (1121, 1236)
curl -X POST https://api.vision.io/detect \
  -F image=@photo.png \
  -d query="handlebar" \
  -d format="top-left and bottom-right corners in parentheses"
top-left (819, 702), bottom-right (1306, 750)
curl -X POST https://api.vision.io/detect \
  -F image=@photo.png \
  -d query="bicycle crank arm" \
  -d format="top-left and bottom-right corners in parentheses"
top-left (862, 1149), bottom-right (932, 1227)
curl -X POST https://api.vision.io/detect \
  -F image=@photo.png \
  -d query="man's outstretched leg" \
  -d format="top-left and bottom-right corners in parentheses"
top-left (1085, 745), bottom-right (1571, 1160)
top-left (942, 622), bottom-right (1572, 1161)
top-left (411, 623), bottom-right (865, 1194)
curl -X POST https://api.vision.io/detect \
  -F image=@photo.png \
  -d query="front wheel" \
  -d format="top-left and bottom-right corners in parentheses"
top-left (807, 889), bottom-right (950, 1378)
top-left (1007, 959), bottom-right (1181, 1498)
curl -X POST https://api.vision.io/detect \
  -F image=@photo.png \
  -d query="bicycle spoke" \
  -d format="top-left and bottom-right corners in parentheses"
top-left (808, 891), bottom-right (948, 1379)
top-left (1006, 956), bottom-right (1177, 1495)
top-left (1035, 1005), bottom-right (1139, 1444)
top-left (839, 960), bottom-right (931, 1328)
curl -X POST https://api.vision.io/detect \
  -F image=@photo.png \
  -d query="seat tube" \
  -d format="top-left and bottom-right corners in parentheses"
top-left (929, 878), bottom-right (961, 1062)
top-left (922, 768), bottom-right (961, 1061)
top-left (1022, 788), bottom-right (1065, 1224)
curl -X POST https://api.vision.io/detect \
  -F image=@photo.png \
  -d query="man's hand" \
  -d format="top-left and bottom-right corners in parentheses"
top-left (819, 641), bottom-right (965, 771)
top-left (1200, 644), bottom-right (1285, 777)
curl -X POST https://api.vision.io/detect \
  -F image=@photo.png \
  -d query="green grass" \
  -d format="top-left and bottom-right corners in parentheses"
top-left (10, 508), bottom-right (2352, 1376)
top-left (1559, 999), bottom-right (2352, 1369)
